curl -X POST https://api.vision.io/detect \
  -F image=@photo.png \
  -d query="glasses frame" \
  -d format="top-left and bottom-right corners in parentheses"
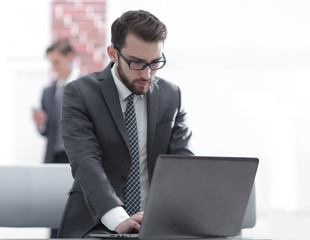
top-left (114, 46), bottom-right (166, 71)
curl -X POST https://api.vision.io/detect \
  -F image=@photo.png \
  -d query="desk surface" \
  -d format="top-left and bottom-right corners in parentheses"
top-left (0, 238), bottom-right (272, 240)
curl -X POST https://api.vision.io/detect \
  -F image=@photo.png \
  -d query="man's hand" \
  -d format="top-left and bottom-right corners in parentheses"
top-left (115, 212), bottom-right (143, 234)
top-left (32, 109), bottom-right (47, 128)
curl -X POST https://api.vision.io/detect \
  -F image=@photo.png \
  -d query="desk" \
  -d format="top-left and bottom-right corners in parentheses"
top-left (1, 238), bottom-right (272, 240)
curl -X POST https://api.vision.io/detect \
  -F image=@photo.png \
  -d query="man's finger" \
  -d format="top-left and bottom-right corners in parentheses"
top-left (131, 212), bottom-right (144, 223)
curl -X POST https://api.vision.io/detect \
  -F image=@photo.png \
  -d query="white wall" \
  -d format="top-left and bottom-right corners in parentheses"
top-left (0, 0), bottom-right (51, 166)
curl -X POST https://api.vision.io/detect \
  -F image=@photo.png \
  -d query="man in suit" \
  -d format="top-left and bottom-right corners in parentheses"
top-left (32, 39), bottom-right (80, 164)
top-left (58, 10), bottom-right (194, 238)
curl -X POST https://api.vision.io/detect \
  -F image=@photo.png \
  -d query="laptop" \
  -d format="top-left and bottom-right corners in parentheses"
top-left (90, 155), bottom-right (259, 239)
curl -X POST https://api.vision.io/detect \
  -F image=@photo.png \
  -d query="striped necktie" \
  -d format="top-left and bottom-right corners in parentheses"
top-left (124, 93), bottom-right (141, 216)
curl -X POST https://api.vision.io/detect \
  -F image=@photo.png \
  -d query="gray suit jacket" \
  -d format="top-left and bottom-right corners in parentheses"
top-left (40, 83), bottom-right (62, 163)
top-left (58, 62), bottom-right (194, 238)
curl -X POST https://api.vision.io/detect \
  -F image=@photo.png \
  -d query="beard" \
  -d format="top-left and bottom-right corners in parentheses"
top-left (117, 62), bottom-right (153, 95)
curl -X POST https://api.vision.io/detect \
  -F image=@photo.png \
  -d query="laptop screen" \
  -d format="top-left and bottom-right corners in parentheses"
top-left (139, 155), bottom-right (258, 239)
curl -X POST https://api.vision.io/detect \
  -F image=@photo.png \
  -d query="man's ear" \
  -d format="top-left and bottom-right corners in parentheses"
top-left (107, 46), bottom-right (118, 62)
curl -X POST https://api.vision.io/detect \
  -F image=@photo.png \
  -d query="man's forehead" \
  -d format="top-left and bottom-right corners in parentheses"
top-left (122, 34), bottom-right (164, 61)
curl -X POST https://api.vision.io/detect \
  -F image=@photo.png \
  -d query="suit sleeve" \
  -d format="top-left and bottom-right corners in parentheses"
top-left (38, 89), bottom-right (48, 136)
top-left (168, 87), bottom-right (194, 155)
top-left (61, 81), bottom-right (123, 223)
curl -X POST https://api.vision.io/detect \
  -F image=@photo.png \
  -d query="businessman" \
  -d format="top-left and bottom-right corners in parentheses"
top-left (58, 10), bottom-right (194, 238)
top-left (32, 39), bottom-right (80, 164)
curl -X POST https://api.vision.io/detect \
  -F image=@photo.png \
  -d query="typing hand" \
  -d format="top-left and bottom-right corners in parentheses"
top-left (115, 212), bottom-right (144, 234)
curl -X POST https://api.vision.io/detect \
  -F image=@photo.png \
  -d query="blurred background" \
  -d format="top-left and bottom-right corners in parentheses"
top-left (0, 0), bottom-right (309, 239)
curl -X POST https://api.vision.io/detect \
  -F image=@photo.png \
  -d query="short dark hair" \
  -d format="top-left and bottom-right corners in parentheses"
top-left (46, 39), bottom-right (75, 56)
top-left (111, 10), bottom-right (167, 50)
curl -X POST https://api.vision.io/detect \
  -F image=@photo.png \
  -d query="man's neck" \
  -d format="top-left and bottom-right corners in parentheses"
top-left (59, 70), bottom-right (71, 81)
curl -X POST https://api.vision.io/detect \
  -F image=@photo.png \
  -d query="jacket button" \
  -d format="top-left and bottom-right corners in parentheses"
top-left (120, 176), bottom-right (127, 182)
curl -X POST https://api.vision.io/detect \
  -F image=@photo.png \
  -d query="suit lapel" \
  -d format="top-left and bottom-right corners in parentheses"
top-left (98, 64), bottom-right (130, 150)
top-left (147, 80), bottom-right (159, 159)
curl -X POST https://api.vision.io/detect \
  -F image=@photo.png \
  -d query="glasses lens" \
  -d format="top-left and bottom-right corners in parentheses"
top-left (130, 62), bottom-right (146, 70)
top-left (129, 60), bottom-right (166, 70)
top-left (150, 61), bottom-right (166, 70)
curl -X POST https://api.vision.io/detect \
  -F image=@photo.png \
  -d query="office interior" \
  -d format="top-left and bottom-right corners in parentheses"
top-left (0, 0), bottom-right (310, 239)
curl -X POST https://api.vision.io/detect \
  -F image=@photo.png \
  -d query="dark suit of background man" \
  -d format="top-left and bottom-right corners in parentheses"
top-left (58, 10), bottom-right (194, 238)
top-left (32, 39), bottom-right (81, 164)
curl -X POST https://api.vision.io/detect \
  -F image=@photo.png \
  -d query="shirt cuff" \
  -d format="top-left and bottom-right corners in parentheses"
top-left (101, 206), bottom-right (129, 231)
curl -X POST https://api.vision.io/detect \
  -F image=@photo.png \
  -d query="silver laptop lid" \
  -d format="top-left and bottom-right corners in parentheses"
top-left (139, 155), bottom-right (259, 239)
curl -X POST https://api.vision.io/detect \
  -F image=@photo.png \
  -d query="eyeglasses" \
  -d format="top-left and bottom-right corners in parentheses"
top-left (114, 47), bottom-right (166, 71)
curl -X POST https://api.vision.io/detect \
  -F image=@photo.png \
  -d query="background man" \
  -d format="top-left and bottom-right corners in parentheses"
top-left (32, 39), bottom-right (81, 164)
top-left (58, 10), bottom-right (194, 238)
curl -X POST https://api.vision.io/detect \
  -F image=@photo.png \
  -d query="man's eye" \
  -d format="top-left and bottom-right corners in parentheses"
top-left (150, 62), bottom-right (160, 67)
top-left (131, 62), bottom-right (145, 68)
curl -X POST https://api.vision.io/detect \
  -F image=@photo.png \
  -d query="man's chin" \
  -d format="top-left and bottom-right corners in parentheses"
top-left (132, 85), bottom-right (150, 95)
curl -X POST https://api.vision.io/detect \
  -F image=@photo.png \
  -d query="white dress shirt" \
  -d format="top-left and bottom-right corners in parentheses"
top-left (101, 63), bottom-right (150, 231)
top-left (55, 67), bottom-right (81, 101)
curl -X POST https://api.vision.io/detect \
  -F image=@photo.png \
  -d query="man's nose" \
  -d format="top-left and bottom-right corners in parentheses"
top-left (139, 66), bottom-right (152, 79)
